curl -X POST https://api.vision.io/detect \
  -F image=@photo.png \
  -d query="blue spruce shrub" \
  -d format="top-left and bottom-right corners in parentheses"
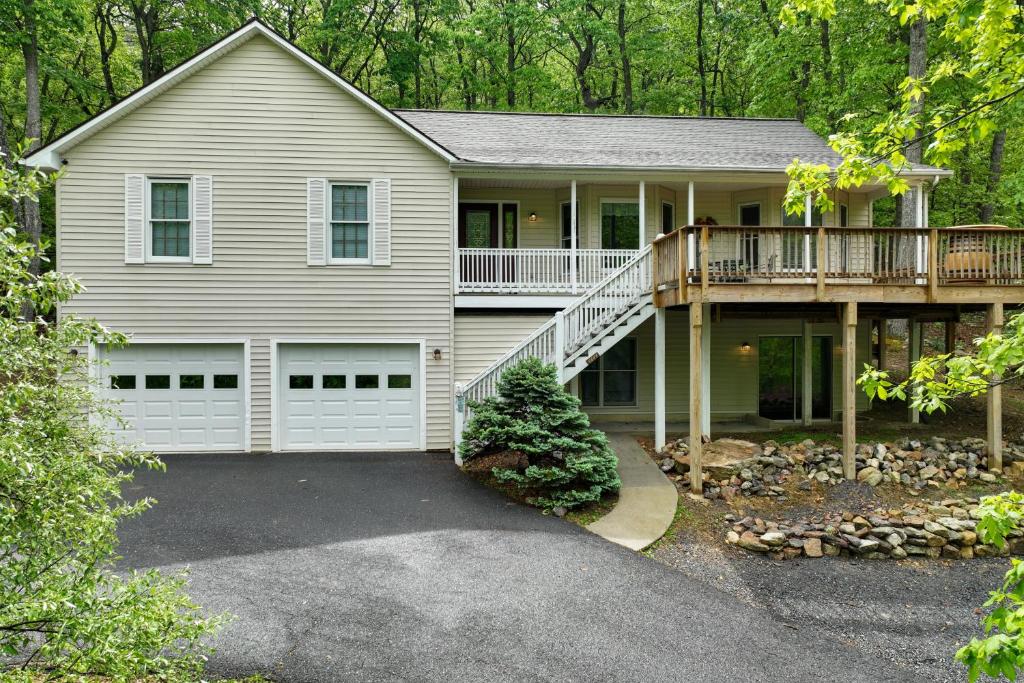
top-left (459, 357), bottom-right (620, 509)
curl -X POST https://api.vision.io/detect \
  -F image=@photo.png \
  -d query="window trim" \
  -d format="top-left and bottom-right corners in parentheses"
top-left (327, 180), bottom-right (373, 265)
top-left (146, 176), bottom-right (192, 264)
top-left (580, 337), bottom-right (638, 408)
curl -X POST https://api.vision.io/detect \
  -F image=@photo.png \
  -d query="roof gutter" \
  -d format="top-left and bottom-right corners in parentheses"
top-left (449, 160), bottom-right (955, 178)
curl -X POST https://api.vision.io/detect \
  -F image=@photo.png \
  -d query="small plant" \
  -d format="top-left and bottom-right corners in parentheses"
top-left (459, 357), bottom-right (620, 509)
top-left (956, 492), bottom-right (1024, 681)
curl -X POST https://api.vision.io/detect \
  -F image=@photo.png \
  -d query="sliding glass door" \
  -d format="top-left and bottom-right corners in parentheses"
top-left (758, 336), bottom-right (833, 420)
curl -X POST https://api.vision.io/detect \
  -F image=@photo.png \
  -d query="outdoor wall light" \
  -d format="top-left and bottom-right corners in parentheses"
top-left (432, 348), bottom-right (443, 360)
top-left (528, 211), bottom-right (538, 222)
top-left (740, 341), bottom-right (751, 352)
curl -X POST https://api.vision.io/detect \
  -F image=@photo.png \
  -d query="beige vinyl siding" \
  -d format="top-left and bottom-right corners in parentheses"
top-left (454, 313), bottom-right (552, 385)
top-left (57, 35), bottom-right (453, 451)
top-left (581, 313), bottom-right (871, 422)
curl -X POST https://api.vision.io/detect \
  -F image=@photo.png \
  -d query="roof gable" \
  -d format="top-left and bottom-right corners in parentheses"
top-left (25, 21), bottom-right (455, 169)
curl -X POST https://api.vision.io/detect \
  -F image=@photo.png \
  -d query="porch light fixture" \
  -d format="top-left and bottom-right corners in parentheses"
top-left (740, 341), bottom-right (751, 352)
top-left (432, 348), bottom-right (443, 360)
top-left (528, 211), bottom-right (538, 222)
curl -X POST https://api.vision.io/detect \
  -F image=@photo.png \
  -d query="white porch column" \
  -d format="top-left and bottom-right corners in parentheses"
top-left (686, 181), bottom-right (695, 271)
top-left (804, 193), bottom-right (813, 280)
top-left (702, 303), bottom-right (711, 436)
top-left (654, 307), bottom-right (666, 451)
top-left (570, 179), bottom-right (578, 294)
top-left (802, 319), bottom-right (813, 426)
top-left (453, 176), bottom-right (460, 294)
top-left (638, 181), bottom-right (646, 248)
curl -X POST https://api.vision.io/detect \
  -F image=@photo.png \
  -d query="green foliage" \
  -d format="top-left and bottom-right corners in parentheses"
top-left (459, 358), bottom-right (620, 509)
top-left (859, 312), bottom-right (1024, 414)
top-left (956, 492), bottom-right (1024, 681)
top-left (0, 152), bottom-right (224, 678)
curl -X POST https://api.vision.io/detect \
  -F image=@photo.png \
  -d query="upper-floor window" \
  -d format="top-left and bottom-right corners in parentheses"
top-left (330, 183), bottom-right (370, 263)
top-left (148, 178), bottom-right (191, 261)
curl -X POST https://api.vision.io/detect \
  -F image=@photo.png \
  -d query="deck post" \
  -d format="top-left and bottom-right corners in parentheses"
top-left (638, 181), bottom-right (646, 249)
top-left (686, 181), bottom-right (695, 271)
top-left (945, 320), bottom-right (956, 353)
top-left (908, 321), bottom-right (921, 424)
top-left (654, 307), bottom-right (666, 451)
top-left (802, 319), bottom-right (813, 426)
top-left (842, 302), bottom-right (857, 480)
top-left (702, 303), bottom-right (711, 436)
top-left (689, 303), bottom-right (704, 493)
top-left (987, 302), bottom-right (1004, 471)
top-left (570, 179), bottom-right (578, 294)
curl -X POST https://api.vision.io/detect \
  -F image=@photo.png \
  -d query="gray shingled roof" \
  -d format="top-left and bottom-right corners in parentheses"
top-left (395, 109), bottom-right (948, 174)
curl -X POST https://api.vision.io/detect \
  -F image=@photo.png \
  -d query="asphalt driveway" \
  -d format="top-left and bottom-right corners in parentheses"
top-left (119, 452), bottom-right (924, 682)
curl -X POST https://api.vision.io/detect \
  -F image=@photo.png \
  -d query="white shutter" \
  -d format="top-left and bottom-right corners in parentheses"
top-left (124, 174), bottom-right (145, 264)
top-left (372, 178), bottom-right (392, 266)
top-left (307, 178), bottom-right (327, 266)
top-left (191, 175), bottom-right (213, 264)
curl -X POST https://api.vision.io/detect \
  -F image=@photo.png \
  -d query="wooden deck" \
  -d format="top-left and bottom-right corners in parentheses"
top-left (652, 225), bottom-right (1024, 306)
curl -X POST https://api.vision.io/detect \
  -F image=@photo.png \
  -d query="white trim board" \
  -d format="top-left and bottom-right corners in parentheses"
top-left (269, 337), bottom-right (428, 452)
top-left (25, 21), bottom-right (455, 170)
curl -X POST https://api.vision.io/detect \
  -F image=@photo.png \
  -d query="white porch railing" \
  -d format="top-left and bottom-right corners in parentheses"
top-left (456, 248), bottom-right (638, 294)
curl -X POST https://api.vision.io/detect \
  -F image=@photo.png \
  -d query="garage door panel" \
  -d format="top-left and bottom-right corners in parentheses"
top-left (100, 343), bottom-right (246, 452)
top-left (279, 343), bottom-right (420, 451)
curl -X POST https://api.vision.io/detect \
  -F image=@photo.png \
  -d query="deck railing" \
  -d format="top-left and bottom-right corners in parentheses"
top-left (652, 225), bottom-right (1024, 296)
top-left (457, 247), bottom-right (638, 294)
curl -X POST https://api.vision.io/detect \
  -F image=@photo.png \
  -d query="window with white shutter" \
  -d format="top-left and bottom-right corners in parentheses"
top-left (147, 177), bottom-right (192, 263)
top-left (124, 174), bottom-right (145, 264)
top-left (372, 178), bottom-right (391, 266)
top-left (191, 175), bottom-right (213, 264)
top-left (307, 178), bottom-right (327, 266)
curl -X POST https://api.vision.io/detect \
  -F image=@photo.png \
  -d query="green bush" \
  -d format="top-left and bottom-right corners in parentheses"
top-left (0, 152), bottom-right (224, 679)
top-left (459, 357), bottom-right (620, 509)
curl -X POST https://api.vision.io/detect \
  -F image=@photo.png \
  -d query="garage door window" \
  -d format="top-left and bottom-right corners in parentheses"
top-left (179, 374), bottom-right (204, 389)
top-left (213, 374), bottom-right (238, 389)
top-left (145, 375), bottom-right (171, 389)
top-left (111, 375), bottom-right (135, 390)
top-left (323, 375), bottom-right (346, 389)
top-left (355, 374), bottom-right (379, 389)
top-left (388, 374), bottom-right (412, 389)
top-left (289, 375), bottom-right (314, 389)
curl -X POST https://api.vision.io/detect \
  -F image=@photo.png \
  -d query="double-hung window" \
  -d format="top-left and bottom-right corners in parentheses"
top-left (148, 178), bottom-right (191, 261)
top-left (330, 182), bottom-right (370, 263)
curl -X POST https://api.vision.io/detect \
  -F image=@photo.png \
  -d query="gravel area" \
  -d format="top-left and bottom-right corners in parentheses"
top-left (652, 533), bottom-right (1006, 682)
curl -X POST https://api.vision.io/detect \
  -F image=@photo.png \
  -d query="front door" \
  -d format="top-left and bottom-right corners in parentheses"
top-left (739, 203), bottom-right (760, 269)
top-left (459, 203), bottom-right (499, 249)
top-left (758, 336), bottom-right (832, 420)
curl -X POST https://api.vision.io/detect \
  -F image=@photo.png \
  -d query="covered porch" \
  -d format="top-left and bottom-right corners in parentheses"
top-left (453, 172), bottom-right (875, 298)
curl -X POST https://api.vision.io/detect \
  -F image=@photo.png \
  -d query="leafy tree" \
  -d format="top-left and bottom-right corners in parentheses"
top-left (459, 358), bottom-right (620, 509)
top-left (0, 151), bottom-right (223, 679)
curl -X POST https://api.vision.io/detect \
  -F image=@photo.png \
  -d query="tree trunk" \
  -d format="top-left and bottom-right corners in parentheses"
top-left (696, 0), bottom-right (707, 115)
top-left (795, 17), bottom-right (811, 122)
top-left (899, 16), bottom-right (927, 227)
top-left (95, 0), bottom-right (119, 105)
top-left (979, 129), bottom-right (1007, 223)
top-left (617, 0), bottom-right (633, 114)
top-left (506, 6), bottom-right (516, 108)
top-left (20, 0), bottom-right (43, 286)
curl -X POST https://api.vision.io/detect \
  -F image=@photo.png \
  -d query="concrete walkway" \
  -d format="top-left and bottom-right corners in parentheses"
top-left (587, 434), bottom-right (679, 551)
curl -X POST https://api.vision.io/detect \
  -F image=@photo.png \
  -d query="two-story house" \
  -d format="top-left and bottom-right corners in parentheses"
top-left (27, 20), bottom-right (1019, 490)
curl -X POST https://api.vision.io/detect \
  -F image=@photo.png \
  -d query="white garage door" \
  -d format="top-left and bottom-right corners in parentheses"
top-left (278, 343), bottom-right (420, 450)
top-left (99, 343), bottom-right (246, 452)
